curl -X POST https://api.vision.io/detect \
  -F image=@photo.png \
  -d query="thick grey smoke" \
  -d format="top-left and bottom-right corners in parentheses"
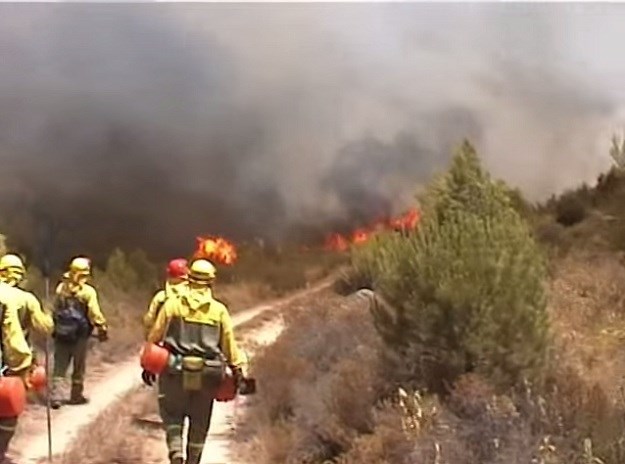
top-left (0, 3), bottom-right (624, 262)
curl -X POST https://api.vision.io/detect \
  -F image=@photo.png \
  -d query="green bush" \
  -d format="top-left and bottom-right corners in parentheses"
top-left (95, 248), bottom-right (158, 293)
top-left (358, 140), bottom-right (550, 390)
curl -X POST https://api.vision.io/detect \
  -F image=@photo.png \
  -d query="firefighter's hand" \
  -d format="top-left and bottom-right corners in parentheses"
top-left (97, 326), bottom-right (109, 342)
top-left (231, 366), bottom-right (244, 386)
top-left (141, 370), bottom-right (156, 387)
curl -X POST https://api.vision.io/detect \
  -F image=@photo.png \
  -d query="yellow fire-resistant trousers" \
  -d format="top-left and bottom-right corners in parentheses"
top-left (158, 372), bottom-right (217, 464)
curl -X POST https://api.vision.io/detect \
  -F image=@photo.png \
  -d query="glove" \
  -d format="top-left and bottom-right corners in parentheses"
top-left (231, 365), bottom-right (243, 385)
top-left (97, 326), bottom-right (109, 342)
top-left (141, 370), bottom-right (156, 387)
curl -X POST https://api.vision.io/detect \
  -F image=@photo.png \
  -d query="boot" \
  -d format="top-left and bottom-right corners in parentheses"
top-left (49, 380), bottom-right (64, 409)
top-left (68, 384), bottom-right (89, 405)
top-left (50, 399), bottom-right (63, 410)
top-left (169, 453), bottom-right (184, 464)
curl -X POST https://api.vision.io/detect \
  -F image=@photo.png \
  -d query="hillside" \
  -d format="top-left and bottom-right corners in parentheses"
top-left (241, 145), bottom-right (625, 464)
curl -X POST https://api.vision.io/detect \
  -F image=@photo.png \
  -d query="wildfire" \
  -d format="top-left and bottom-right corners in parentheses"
top-left (194, 236), bottom-right (238, 265)
top-left (390, 208), bottom-right (420, 231)
top-left (323, 208), bottom-right (421, 252)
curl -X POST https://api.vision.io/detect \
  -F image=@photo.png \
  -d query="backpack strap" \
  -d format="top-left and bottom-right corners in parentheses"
top-left (154, 298), bottom-right (166, 321)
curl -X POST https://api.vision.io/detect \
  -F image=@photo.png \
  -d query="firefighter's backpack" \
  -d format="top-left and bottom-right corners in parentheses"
top-left (53, 296), bottom-right (93, 343)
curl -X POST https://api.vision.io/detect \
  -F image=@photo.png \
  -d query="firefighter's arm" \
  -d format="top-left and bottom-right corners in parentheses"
top-left (25, 293), bottom-right (53, 336)
top-left (147, 299), bottom-right (172, 344)
top-left (219, 306), bottom-right (246, 368)
top-left (3, 307), bottom-right (33, 374)
top-left (85, 286), bottom-right (107, 328)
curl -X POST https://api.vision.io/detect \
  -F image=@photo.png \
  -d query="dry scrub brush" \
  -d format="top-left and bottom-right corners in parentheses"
top-left (245, 291), bottom-right (399, 464)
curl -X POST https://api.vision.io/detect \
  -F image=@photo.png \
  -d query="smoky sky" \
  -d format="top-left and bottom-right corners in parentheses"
top-left (0, 3), bottom-right (624, 264)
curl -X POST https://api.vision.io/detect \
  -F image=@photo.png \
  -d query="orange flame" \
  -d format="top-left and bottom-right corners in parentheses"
top-left (324, 233), bottom-right (350, 252)
top-left (194, 236), bottom-right (238, 265)
top-left (390, 208), bottom-right (421, 231)
top-left (351, 228), bottom-right (371, 245)
top-left (323, 208), bottom-right (421, 252)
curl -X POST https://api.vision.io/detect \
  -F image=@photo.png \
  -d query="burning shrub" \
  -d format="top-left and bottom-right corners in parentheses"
top-left (358, 140), bottom-right (549, 390)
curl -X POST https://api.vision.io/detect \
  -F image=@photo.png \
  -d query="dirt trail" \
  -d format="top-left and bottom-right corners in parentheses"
top-left (12, 279), bottom-right (333, 464)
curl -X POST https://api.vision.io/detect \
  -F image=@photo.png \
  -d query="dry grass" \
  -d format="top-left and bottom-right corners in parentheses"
top-left (242, 290), bottom-right (389, 464)
top-left (58, 388), bottom-right (160, 464)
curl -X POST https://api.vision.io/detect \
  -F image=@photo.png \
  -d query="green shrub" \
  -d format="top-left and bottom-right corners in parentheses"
top-left (95, 247), bottom-right (158, 293)
top-left (337, 236), bottom-right (392, 294)
top-left (358, 140), bottom-right (550, 390)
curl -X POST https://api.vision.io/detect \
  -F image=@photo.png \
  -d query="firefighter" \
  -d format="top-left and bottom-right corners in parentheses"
top-left (0, 281), bottom-right (36, 461)
top-left (142, 258), bottom-right (188, 335)
top-left (145, 258), bottom-right (247, 464)
top-left (0, 253), bottom-right (54, 346)
top-left (50, 256), bottom-right (108, 409)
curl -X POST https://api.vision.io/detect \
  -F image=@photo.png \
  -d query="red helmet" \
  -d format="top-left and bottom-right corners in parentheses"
top-left (167, 258), bottom-right (188, 279)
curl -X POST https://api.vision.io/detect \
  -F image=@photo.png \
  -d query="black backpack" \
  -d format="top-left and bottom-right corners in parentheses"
top-left (53, 296), bottom-right (93, 343)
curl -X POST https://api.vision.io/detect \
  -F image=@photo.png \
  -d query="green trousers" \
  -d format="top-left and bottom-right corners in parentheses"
top-left (158, 373), bottom-right (216, 464)
top-left (0, 416), bottom-right (17, 460)
top-left (51, 337), bottom-right (89, 401)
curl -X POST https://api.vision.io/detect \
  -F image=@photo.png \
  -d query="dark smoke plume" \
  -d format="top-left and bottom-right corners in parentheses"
top-left (0, 3), bottom-right (623, 264)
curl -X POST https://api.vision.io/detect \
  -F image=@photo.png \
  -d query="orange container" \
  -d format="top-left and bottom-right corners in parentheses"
top-left (140, 342), bottom-right (170, 375)
top-left (215, 373), bottom-right (236, 402)
top-left (0, 376), bottom-right (26, 418)
top-left (29, 366), bottom-right (47, 393)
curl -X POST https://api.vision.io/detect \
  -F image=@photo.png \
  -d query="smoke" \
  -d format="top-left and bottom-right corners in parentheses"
top-left (0, 3), bottom-right (624, 262)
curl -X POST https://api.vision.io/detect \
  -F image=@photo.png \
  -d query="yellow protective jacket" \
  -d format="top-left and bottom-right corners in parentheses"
top-left (142, 281), bottom-right (187, 335)
top-left (54, 281), bottom-right (107, 328)
top-left (147, 286), bottom-right (245, 368)
top-left (0, 273), bottom-right (54, 337)
top-left (16, 288), bottom-right (53, 337)
top-left (0, 283), bottom-right (33, 374)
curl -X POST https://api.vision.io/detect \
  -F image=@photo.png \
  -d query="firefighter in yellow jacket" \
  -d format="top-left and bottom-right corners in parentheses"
top-left (50, 257), bottom-right (108, 409)
top-left (146, 258), bottom-right (246, 464)
top-left (0, 254), bottom-right (54, 345)
top-left (0, 281), bottom-right (36, 461)
top-left (142, 258), bottom-right (188, 336)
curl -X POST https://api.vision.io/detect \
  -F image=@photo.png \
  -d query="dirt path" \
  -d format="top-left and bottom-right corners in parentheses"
top-left (11, 279), bottom-right (333, 464)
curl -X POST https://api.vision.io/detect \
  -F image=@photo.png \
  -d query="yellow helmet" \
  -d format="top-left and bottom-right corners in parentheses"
top-left (68, 256), bottom-right (91, 276)
top-left (0, 254), bottom-right (26, 274)
top-left (188, 259), bottom-right (216, 283)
